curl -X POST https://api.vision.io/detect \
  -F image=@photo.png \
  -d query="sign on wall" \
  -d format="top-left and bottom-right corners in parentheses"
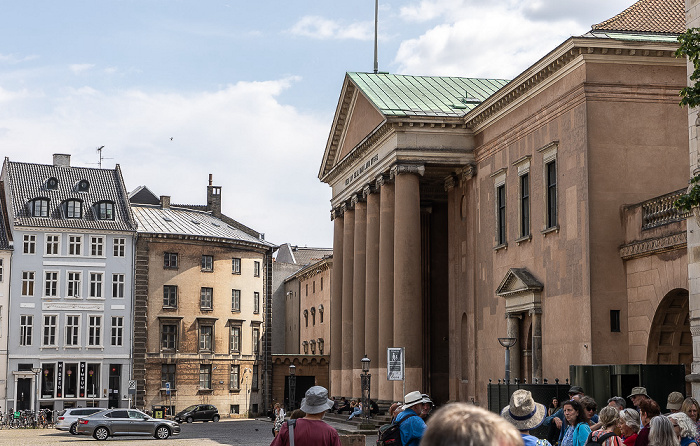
top-left (387, 347), bottom-right (404, 381)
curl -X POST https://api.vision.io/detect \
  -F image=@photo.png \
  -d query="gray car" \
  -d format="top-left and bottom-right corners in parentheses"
top-left (76, 408), bottom-right (181, 440)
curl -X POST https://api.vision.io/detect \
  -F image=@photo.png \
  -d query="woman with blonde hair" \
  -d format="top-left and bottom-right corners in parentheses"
top-left (668, 412), bottom-right (698, 446)
top-left (590, 406), bottom-right (624, 446)
top-left (618, 408), bottom-right (641, 446)
top-left (681, 398), bottom-right (700, 444)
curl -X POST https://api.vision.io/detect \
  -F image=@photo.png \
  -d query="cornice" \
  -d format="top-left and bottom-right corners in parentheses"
top-left (619, 231), bottom-right (686, 260)
top-left (390, 163), bottom-right (425, 178)
top-left (319, 80), bottom-right (357, 181)
top-left (139, 233), bottom-right (271, 253)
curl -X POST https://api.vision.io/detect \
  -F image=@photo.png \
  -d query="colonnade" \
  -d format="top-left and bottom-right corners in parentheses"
top-left (330, 164), bottom-right (425, 401)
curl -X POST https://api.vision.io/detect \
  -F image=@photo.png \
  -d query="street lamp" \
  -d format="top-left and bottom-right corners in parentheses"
top-left (497, 337), bottom-right (517, 383)
top-left (32, 367), bottom-right (41, 414)
top-left (360, 355), bottom-right (371, 422)
top-left (88, 369), bottom-right (95, 407)
top-left (288, 364), bottom-right (296, 412)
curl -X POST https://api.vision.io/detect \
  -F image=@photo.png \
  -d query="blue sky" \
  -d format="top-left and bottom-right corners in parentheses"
top-left (0, 0), bottom-right (636, 247)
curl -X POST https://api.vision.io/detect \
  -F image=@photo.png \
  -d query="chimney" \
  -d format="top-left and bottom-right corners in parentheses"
top-left (207, 174), bottom-right (222, 217)
top-left (53, 154), bottom-right (71, 167)
top-left (160, 195), bottom-right (170, 209)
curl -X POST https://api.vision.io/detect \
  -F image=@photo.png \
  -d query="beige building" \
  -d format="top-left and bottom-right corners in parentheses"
top-left (319, 0), bottom-right (690, 405)
top-left (130, 180), bottom-right (275, 417)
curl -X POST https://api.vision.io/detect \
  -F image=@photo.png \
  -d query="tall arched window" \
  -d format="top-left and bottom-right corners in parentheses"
top-left (303, 309), bottom-right (309, 327)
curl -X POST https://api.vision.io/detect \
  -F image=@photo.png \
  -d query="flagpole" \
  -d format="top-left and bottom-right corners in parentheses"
top-left (374, 0), bottom-right (378, 73)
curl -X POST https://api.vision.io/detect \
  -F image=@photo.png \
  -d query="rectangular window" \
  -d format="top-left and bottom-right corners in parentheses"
top-left (20, 315), bottom-right (33, 346)
top-left (67, 271), bottom-right (82, 298)
top-left (232, 258), bottom-right (241, 274)
top-left (254, 261), bottom-right (260, 277)
top-left (111, 317), bottom-right (123, 346)
top-left (232, 289), bottom-right (241, 312)
top-left (520, 173), bottom-right (530, 238)
top-left (163, 285), bottom-right (177, 308)
top-left (88, 315), bottom-right (101, 346)
top-left (65, 315), bottom-right (80, 346)
top-left (610, 310), bottom-right (621, 333)
top-left (320, 277), bottom-right (323, 291)
top-left (161, 324), bottom-right (178, 350)
top-left (251, 365), bottom-right (259, 390)
top-left (230, 364), bottom-right (240, 390)
top-left (0, 258), bottom-right (4, 282)
top-left (90, 236), bottom-right (104, 257)
top-left (546, 161), bottom-right (557, 229)
top-left (89, 272), bottom-right (103, 298)
top-left (199, 364), bottom-right (212, 389)
top-left (164, 252), bottom-right (178, 269)
top-left (113, 238), bottom-right (125, 257)
top-left (200, 287), bottom-right (213, 310)
top-left (44, 271), bottom-right (58, 297)
top-left (161, 364), bottom-right (176, 389)
top-left (22, 271), bottom-right (35, 296)
top-left (201, 255), bottom-right (214, 272)
top-left (252, 326), bottom-right (260, 356)
top-left (45, 234), bottom-right (60, 256)
top-left (253, 292), bottom-right (260, 314)
top-left (199, 325), bottom-right (213, 352)
top-left (43, 314), bottom-right (58, 347)
top-left (305, 284), bottom-right (308, 296)
top-left (112, 274), bottom-right (125, 298)
top-left (496, 184), bottom-right (506, 246)
top-left (23, 234), bottom-right (36, 254)
top-left (229, 325), bottom-right (241, 354)
top-left (68, 235), bottom-right (82, 256)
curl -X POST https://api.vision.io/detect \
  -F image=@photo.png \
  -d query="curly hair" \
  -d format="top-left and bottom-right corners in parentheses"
top-left (563, 399), bottom-right (589, 426)
top-left (421, 403), bottom-right (523, 446)
top-left (598, 406), bottom-right (619, 429)
top-left (668, 412), bottom-right (698, 439)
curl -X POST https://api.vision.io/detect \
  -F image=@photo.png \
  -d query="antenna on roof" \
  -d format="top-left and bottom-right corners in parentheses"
top-left (96, 146), bottom-right (112, 168)
top-left (373, 0), bottom-right (379, 74)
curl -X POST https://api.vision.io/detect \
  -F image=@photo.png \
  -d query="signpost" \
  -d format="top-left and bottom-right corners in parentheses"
top-left (387, 347), bottom-right (405, 398)
top-left (128, 380), bottom-right (136, 409)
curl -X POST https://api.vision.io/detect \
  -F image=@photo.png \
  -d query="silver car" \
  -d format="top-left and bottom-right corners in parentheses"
top-left (76, 408), bottom-right (181, 440)
top-left (55, 407), bottom-right (105, 434)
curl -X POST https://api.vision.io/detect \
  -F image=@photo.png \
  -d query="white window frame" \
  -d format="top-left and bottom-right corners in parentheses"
top-left (65, 314), bottom-right (81, 347)
top-left (22, 271), bottom-right (35, 297)
top-left (44, 270), bottom-right (59, 298)
top-left (113, 237), bottom-right (126, 257)
top-left (254, 261), bottom-right (260, 277)
top-left (232, 289), bottom-right (241, 312)
top-left (111, 316), bottom-right (124, 346)
top-left (112, 273), bottom-right (125, 299)
top-left (230, 325), bottom-right (241, 354)
top-left (232, 257), bottom-right (241, 275)
top-left (200, 287), bottom-right (213, 310)
top-left (66, 271), bottom-right (82, 298)
top-left (42, 314), bottom-right (58, 347)
top-left (253, 292), bottom-right (260, 314)
top-left (20, 314), bottom-right (33, 346)
top-left (87, 314), bottom-right (102, 347)
top-left (199, 364), bottom-right (212, 390)
top-left (45, 233), bottom-right (60, 256)
top-left (252, 326), bottom-right (260, 356)
top-left (230, 364), bottom-right (240, 390)
top-left (199, 324), bottom-right (213, 352)
top-left (23, 234), bottom-right (36, 255)
top-left (68, 234), bottom-right (82, 256)
top-left (90, 236), bottom-right (104, 257)
top-left (88, 272), bottom-right (103, 299)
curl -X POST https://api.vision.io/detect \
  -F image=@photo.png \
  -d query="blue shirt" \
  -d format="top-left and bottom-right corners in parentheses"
top-left (395, 410), bottom-right (427, 446)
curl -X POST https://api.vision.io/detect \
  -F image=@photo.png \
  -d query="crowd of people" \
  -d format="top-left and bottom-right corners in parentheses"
top-left (268, 384), bottom-right (699, 446)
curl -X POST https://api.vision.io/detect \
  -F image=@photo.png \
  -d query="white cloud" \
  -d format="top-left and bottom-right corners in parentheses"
top-left (69, 63), bottom-right (95, 74)
top-left (0, 78), bottom-right (332, 247)
top-left (289, 16), bottom-right (373, 40)
top-left (0, 53), bottom-right (38, 64)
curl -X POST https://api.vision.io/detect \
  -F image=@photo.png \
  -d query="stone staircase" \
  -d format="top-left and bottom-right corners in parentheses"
top-left (322, 400), bottom-right (394, 435)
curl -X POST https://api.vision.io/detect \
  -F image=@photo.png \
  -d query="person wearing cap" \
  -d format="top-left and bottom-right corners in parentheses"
top-left (420, 394), bottom-right (435, 421)
top-left (269, 386), bottom-right (341, 446)
top-left (394, 391), bottom-right (428, 446)
top-left (501, 389), bottom-right (552, 446)
top-left (628, 387), bottom-right (651, 409)
top-left (667, 392), bottom-right (685, 415)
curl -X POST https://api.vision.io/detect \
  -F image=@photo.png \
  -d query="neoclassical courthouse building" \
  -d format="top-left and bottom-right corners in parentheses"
top-left (319, 0), bottom-right (693, 405)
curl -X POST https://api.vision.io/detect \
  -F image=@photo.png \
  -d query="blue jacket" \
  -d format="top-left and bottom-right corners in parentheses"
top-left (395, 410), bottom-right (427, 446)
top-left (544, 408), bottom-right (598, 442)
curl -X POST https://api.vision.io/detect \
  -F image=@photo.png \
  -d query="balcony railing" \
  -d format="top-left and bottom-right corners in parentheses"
top-left (641, 189), bottom-right (690, 230)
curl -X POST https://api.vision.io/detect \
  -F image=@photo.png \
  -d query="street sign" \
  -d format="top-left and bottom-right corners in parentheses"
top-left (128, 380), bottom-right (136, 395)
top-left (387, 347), bottom-right (404, 381)
top-left (165, 382), bottom-right (170, 395)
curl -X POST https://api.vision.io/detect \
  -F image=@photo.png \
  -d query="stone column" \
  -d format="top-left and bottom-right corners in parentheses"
top-left (352, 195), bottom-right (367, 397)
top-left (365, 185), bottom-right (380, 399)
top-left (377, 175), bottom-right (395, 401)
top-left (506, 314), bottom-right (521, 382)
top-left (392, 164), bottom-right (424, 398)
top-left (341, 202), bottom-right (355, 397)
top-left (330, 209), bottom-right (344, 397)
top-left (531, 309), bottom-right (542, 382)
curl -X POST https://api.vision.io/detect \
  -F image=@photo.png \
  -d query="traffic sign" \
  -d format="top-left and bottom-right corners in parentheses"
top-left (128, 380), bottom-right (136, 395)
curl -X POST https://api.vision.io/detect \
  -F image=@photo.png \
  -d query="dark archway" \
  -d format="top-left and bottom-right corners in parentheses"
top-left (647, 288), bottom-right (692, 379)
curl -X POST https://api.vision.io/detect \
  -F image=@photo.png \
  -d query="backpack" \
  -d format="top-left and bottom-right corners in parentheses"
top-left (586, 431), bottom-right (616, 446)
top-left (377, 412), bottom-right (418, 446)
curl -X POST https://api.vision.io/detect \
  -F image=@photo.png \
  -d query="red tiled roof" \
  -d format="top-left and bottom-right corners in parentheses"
top-left (592, 0), bottom-right (685, 34)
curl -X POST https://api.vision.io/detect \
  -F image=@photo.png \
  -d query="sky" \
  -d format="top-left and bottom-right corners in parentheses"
top-left (0, 0), bottom-right (637, 248)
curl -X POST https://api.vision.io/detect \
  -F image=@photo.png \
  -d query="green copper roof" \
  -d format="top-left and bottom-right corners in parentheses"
top-left (348, 72), bottom-right (510, 117)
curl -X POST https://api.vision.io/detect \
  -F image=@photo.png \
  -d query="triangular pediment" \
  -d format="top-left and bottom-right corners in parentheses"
top-left (496, 268), bottom-right (543, 297)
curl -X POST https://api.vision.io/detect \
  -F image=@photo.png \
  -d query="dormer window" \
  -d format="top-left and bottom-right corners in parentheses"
top-left (46, 177), bottom-right (59, 190)
top-left (65, 199), bottom-right (82, 219)
top-left (30, 198), bottom-right (50, 217)
top-left (77, 180), bottom-right (90, 192)
top-left (96, 201), bottom-right (115, 220)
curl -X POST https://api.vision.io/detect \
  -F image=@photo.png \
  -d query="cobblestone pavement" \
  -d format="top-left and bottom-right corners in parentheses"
top-left (0, 418), bottom-right (378, 445)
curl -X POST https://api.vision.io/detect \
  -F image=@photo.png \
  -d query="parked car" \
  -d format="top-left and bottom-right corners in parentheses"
top-left (55, 407), bottom-right (105, 435)
top-left (174, 404), bottom-right (219, 423)
top-left (76, 408), bottom-right (181, 440)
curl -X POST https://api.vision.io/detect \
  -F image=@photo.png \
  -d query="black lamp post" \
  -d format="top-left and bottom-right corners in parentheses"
top-left (360, 355), bottom-right (371, 422)
top-left (497, 337), bottom-right (517, 383)
top-left (288, 364), bottom-right (296, 412)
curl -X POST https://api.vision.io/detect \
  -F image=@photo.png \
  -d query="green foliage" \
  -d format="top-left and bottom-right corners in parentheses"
top-left (675, 29), bottom-right (700, 210)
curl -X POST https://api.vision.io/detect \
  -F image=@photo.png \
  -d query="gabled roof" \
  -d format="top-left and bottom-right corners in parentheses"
top-left (496, 268), bottom-right (543, 297)
top-left (591, 0), bottom-right (685, 34)
top-left (129, 185), bottom-right (160, 205)
top-left (0, 182), bottom-right (12, 250)
top-left (4, 159), bottom-right (136, 231)
top-left (276, 243), bottom-right (332, 265)
top-left (131, 204), bottom-right (274, 248)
